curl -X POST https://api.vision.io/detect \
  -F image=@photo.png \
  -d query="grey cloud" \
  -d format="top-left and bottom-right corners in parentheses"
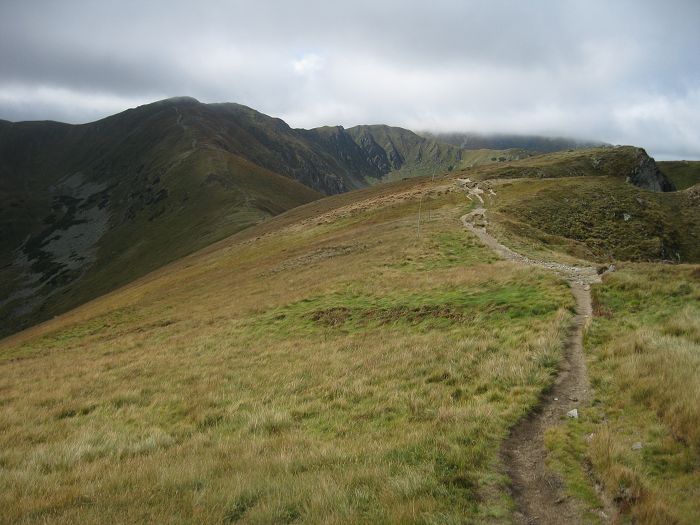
top-left (0, 0), bottom-right (698, 158)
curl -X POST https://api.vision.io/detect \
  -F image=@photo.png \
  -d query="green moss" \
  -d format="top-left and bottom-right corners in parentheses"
top-left (544, 424), bottom-right (605, 524)
top-left (393, 230), bottom-right (499, 271)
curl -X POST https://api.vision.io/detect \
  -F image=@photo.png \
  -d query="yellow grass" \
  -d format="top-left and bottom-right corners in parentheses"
top-left (0, 181), bottom-right (574, 523)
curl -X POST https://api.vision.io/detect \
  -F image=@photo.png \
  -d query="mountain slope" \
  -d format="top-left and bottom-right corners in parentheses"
top-left (0, 100), bottom-right (677, 338)
top-left (1, 146), bottom-right (697, 524)
top-left (463, 147), bottom-right (694, 262)
top-left (142, 100), bottom-right (467, 194)
top-left (346, 124), bottom-right (463, 179)
top-left (0, 166), bottom-right (580, 524)
top-left (658, 160), bottom-right (700, 190)
top-left (0, 98), bottom-right (507, 336)
top-left (469, 146), bottom-right (674, 191)
top-left (0, 99), bottom-right (322, 336)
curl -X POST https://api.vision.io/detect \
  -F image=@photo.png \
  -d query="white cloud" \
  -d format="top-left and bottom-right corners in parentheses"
top-left (0, 0), bottom-right (698, 158)
top-left (611, 90), bottom-right (700, 159)
top-left (292, 54), bottom-right (325, 76)
top-left (0, 84), bottom-right (158, 123)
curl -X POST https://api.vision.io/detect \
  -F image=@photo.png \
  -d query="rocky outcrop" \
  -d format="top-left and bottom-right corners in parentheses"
top-left (628, 148), bottom-right (676, 192)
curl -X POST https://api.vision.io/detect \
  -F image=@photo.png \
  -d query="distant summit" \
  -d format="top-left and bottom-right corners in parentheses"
top-left (151, 96), bottom-right (201, 105)
top-left (420, 131), bottom-right (606, 153)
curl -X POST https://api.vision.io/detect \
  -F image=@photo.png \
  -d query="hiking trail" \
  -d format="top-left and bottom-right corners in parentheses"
top-left (459, 188), bottom-right (615, 524)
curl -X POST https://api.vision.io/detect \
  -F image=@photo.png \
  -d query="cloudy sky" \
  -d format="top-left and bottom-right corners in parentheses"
top-left (1, 0), bottom-right (698, 159)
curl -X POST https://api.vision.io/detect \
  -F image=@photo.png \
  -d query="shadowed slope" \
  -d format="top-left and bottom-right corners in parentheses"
top-left (0, 99), bottom-right (322, 336)
top-left (658, 160), bottom-right (700, 190)
top-left (0, 98), bottom-right (541, 336)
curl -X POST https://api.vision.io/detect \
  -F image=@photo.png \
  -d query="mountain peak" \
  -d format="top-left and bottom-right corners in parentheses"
top-left (161, 96), bottom-right (200, 104)
top-left (137, 96), bottom-right (200, 110)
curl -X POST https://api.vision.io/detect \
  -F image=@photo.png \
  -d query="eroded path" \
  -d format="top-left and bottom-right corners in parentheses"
top-left (461, 205), bottom-right (610, 524)
top-left (461, 207), bottom-right (602, 286)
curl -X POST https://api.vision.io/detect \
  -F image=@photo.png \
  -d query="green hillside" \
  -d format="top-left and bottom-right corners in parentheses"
top-left (346, 124), bottom-right (462, 180)
top-left (470, 146), bottom-right (675, 191)
top-left (421, 131), bottom-right (605, 152)
top-left (658, 160), bottom-right (700, 190)
top-left (0, 98), bottom-right (549, 337)
top-left (457, 148), bottom-right (535, 169)
top-left (0, 172), bottom-right (579, 524)
top-left (0, 100), bottom-right (322, 336)
top-left (454, 147), bottom-right (696, 262)
top-left (1, 145), bottom-right (698, 523)
top-left (488, 177), bottom-right (699, 262)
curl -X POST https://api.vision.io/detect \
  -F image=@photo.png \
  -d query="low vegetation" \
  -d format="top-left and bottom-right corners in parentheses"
top-left (0, 182), bottom-right (576, 523)
top-left (487, 175), bottom-right (699, 263)
top-left (2, 146), bottom-right (698, 524)
top-left (658, 160), bottom-right (700, 190)
top-left (543, 264), bottom-right (700, 524)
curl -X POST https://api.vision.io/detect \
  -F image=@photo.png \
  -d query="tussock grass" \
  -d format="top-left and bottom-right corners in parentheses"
top-left (0, 184), bottom-right (574, 523)
top-left (475, 170), bottom-right (699, 522)
top-left (550, 264), bottom-right (700, 524)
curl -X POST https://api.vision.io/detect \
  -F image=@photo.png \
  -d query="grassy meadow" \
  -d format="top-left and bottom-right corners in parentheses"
top-left (469, 167), bottom-right (700, 523)
top-left (0, 180), bottom-right (575, 523)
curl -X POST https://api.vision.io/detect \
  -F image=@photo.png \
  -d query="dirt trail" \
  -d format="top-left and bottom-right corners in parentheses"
top-left (461, 205), bottom-right (612, 524)
top-left (461, 207), bottom-right (602, 286)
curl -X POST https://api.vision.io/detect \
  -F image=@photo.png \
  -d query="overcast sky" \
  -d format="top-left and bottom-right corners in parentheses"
top-left (1, 1), bottom-right (698, 159)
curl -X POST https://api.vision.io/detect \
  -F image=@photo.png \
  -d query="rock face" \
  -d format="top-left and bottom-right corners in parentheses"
top-left (629, 148), bottom-right (676, 192)
top-left (345, 124), bottom-right (462, 181)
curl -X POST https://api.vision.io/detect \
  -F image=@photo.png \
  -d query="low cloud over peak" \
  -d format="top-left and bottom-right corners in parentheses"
top-left (1, 0), bottom-right (698, 159)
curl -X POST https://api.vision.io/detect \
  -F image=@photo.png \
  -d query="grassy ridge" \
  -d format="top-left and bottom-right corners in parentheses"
top-left (0, 180), bottom-right (575, 523)
top-left (2, 144), bottom-right (697, 523)
top-left (449, 154), bottom-right (699, 523)
top-left (486, 175), bottom-right (699, 263)
top-left (658, 160), bottom-right (700, 190)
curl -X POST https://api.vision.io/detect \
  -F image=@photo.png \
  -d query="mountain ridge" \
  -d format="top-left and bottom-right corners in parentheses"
top-left (0, 97), bottom-right (677, 337)
top-left (420, 130), bottom-right (607, 152)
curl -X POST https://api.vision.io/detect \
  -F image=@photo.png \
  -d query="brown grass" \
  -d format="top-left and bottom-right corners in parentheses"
top-left (0, 180), bottom-right (574, 523)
